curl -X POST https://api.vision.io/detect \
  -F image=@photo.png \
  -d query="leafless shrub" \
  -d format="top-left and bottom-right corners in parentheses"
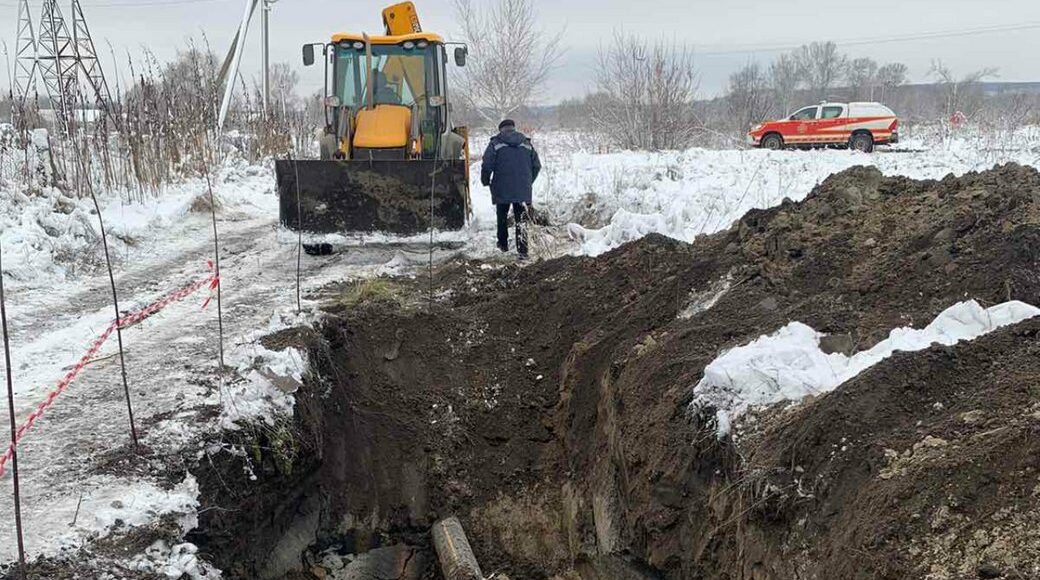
top-left (452, 0), bottom-right (564, 123)
top-left (929, 60), bottom-right (999, 120)
top-left (6, 39), bottom-right (315, 202)
top-left (727, 62), bottom-right (773, 135)
top-left (591, 31), bottom-right (700, 151)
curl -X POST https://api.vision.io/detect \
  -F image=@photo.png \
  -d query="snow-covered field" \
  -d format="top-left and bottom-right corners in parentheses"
top-left (517, 126), bottom-right (1040, 255)
top-left (0, 124), bottom-right (1038, 571)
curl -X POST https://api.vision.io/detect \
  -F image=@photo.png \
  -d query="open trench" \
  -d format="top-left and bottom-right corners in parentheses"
top-left (187, 164), bottom-right (1040, 579)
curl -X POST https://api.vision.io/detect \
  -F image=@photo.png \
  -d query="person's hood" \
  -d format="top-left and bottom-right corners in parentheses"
top-left (495, 127), bottom-right (527, 146)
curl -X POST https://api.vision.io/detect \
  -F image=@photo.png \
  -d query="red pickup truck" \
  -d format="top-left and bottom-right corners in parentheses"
top-left (748, 102), bottom-right (899, 153)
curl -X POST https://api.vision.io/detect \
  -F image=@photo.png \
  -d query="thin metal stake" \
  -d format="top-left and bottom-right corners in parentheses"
top-left (0, 240), bottom-right (27, 577)
top-left (84, 159), bottom-right (139, 450)
top-left (204, 172), bottom-right (226, 369)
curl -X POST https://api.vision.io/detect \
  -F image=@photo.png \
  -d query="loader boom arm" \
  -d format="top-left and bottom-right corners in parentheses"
top-left (382, 2), bottom-right (422, 35)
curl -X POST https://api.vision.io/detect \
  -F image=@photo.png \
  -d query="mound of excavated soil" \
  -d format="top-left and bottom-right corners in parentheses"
top-left (191, 163), bottom-right (1040, 579)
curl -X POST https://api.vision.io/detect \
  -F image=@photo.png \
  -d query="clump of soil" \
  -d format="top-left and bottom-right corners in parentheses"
top-left (191, 163), bottom-right (1040, 579)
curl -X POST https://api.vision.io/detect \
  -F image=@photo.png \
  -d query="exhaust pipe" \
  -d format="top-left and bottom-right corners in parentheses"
top-left (431, 516), bottom-right (484, 580)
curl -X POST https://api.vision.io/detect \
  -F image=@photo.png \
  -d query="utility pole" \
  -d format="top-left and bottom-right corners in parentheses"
top-left (218, 0), bottom-right (259, 131)
top-left (261, 0), bottom-right (271, 115)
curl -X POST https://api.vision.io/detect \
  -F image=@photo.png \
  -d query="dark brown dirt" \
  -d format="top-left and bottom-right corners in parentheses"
top-left (191, 163), bottom-right (1040, 579)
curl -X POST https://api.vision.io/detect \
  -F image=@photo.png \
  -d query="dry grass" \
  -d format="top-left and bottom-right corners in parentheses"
top-left (336, 278), bottom-right (401, 308)
top-left (6, 41), bottom-right (318, 203)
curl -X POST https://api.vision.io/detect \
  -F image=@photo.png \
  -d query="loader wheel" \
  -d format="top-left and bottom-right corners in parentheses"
top-left (761, 133), bottom-right (784, 151)
top-left (850, 132), bottom-right (874, 153)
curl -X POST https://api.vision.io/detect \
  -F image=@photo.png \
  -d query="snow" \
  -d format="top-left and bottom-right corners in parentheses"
top-left (220, 310), bottom-right (308, 430)
top-left (691, 300), bottom-right (1040, 438)
top-left (514, 125), bottom-right (1040, 256)
top-left (130, 540), bottom-right (220, 579)
top-left (12, 473), bottom-right (200, 562)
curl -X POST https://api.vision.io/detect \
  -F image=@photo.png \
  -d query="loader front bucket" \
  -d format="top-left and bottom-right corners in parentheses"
top-left (275, 159), bottom-right (469, 235)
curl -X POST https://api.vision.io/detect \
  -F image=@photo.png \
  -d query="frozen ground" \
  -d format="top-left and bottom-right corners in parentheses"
top-left (0, 124), bottom-right (1037, 571)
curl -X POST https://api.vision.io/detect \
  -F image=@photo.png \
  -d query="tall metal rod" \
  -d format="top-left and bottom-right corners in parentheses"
top-left (83, 157), bottom-right (139, 449)
top-left (204, 173), bottom-right (225, 370)
top-left (0, 242), bottom-right (28, 577)
top-left (292, 155), bottom-right (302, 314)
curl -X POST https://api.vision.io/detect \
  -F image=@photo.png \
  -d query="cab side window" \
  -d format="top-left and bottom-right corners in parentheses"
top-left (821, 106), bottom-right (844, 119)
top-left (790, 106), bottom-right (819, 121)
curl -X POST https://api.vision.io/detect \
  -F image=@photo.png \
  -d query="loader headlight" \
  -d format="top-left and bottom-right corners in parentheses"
top-left (417, 40), bottom-right (428, 48)
top-left (403, 41), bottom-right (415, 50)
top-left (352, 41), bottom-right (364, 50)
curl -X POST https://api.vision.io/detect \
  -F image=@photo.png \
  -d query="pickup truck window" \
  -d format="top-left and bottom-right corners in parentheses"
top-left (790, 106), bottom-right (818, 121)
top-left (821, 106), bottom-right (844, 119)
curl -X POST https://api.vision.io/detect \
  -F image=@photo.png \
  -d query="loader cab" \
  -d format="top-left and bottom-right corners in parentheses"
top-left (315, 33), bottom-right (455, 161)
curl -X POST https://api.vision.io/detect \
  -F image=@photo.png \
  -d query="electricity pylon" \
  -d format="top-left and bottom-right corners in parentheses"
top-left (13, 0), bottom-right (38, 109)
top-left (14, 0), bottom-right (114, 134)
top-left (69, 0), bottom-right (113, 111)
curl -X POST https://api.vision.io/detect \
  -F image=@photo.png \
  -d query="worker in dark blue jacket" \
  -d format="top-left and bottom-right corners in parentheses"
top-left (480, 119), bottom-right (542, 259)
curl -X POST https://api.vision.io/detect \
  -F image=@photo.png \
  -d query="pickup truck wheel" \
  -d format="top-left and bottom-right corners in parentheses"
top-left (850, 132), bottom-right (874, 153)
top-left (761, 133), bottom-right (783, 150)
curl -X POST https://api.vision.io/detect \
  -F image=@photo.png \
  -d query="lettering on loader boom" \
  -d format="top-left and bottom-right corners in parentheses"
top-left (276, 2), bottom-right (471, 235)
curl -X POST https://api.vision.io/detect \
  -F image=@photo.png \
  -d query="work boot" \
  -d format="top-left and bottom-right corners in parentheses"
top-left (497, 241), bottom-right (509, 253)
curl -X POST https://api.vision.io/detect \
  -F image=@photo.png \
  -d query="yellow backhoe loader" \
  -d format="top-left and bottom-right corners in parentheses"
top-left (275, 2), bottom-right (470, 235)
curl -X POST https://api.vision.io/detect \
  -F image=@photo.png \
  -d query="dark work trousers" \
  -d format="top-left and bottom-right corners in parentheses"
top-left (496, 203), bottom-right (529, 257)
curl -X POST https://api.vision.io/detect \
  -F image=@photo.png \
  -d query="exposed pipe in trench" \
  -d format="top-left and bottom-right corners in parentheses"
top-left (431, 516), bottom-right (484, 580)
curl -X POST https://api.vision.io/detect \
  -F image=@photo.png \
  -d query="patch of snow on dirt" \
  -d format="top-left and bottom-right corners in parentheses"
top-left (19, 474), bottom-right (199, 563)
top-left (692, 300), bottom-right (1040, 438)
top-left (129, 540), bottom-right (220, 579)
top-left (220, 310), bottom-right (309, 429)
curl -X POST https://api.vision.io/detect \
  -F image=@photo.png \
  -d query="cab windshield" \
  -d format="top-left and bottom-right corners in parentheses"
top-left (333, 42), bottom-right (441, 114)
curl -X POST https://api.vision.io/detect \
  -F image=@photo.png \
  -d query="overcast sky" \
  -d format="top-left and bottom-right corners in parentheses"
top-left (2, 0), bottom-right (1039, 102)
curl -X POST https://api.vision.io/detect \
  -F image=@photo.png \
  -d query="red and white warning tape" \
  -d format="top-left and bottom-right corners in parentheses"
top-left (0, 263), bottom-right (220, 478)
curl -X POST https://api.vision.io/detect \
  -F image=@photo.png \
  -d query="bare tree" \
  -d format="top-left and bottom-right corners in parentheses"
top-left (930, 60), bottom-right (998, 119)
top-left (876, 62), bottom-right (908, 103)
top-left (591, 31), bottom-right (699, 150)
top-left (845, 57), bottom-right (878, 100)
top-left (796, 42), bottom-right (846, 99)
top-left (452, 0), bottom-right (564, 123)
top-left (726, 62), bottom-right (772, 133)
top-left (769, 53), bottom-right (800, 117)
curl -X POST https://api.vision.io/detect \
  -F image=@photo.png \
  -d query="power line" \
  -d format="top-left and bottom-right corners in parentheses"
top-left (0, 0), bottom-right (235, 7)
top-left (696, 21), bottom-right (1040, 57)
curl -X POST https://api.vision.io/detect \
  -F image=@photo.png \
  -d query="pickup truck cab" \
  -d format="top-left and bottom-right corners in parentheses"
top-left (748, 102), bottom-right (899, 153)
